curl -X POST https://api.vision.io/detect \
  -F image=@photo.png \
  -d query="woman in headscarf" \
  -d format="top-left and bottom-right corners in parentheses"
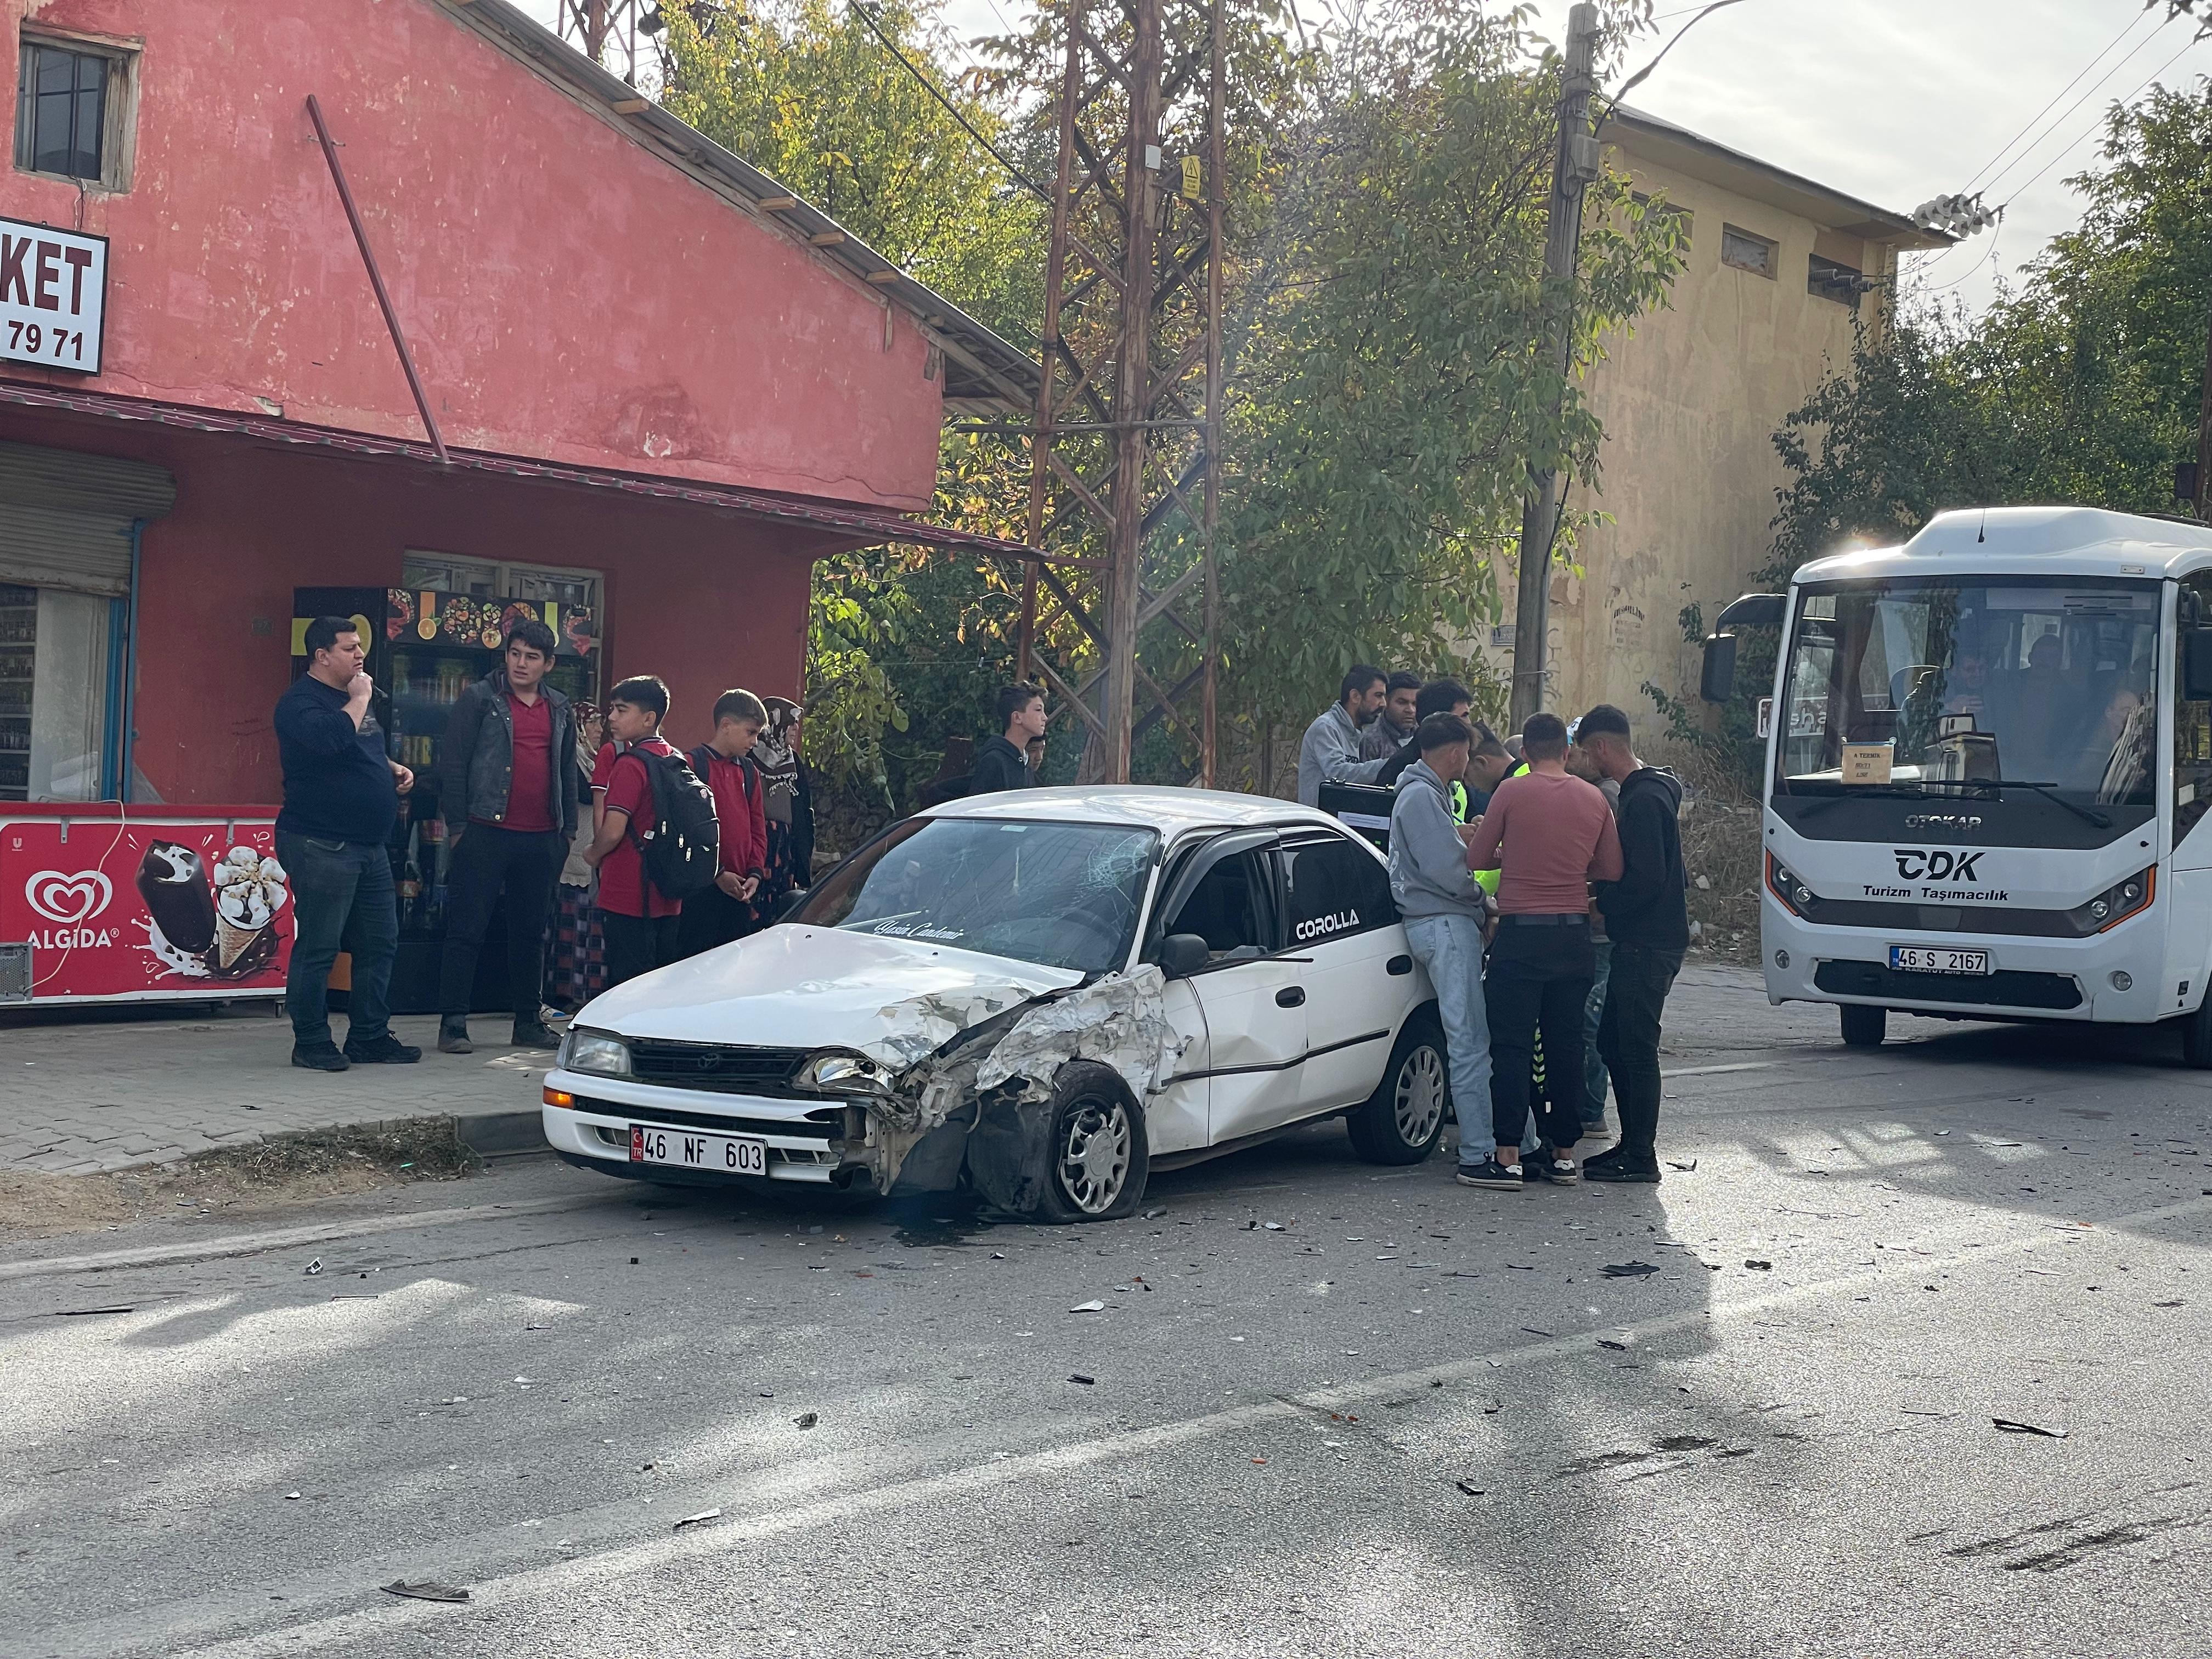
top-left (752, 696), bottom-right (815, 922)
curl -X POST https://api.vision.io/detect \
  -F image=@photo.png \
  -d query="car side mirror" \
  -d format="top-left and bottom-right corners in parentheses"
top-left (1157, 932), bottom-right (1209, 979)
top-left (2186, 628), bottom-right (2212, 702)
top-left (774, 887), bottom-right (809, 922)
top-left (1700, 633), bottom-right (1737, 704)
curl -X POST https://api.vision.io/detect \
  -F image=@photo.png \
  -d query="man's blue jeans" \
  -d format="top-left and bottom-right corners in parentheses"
top-left (1583, 936), bottom-right (1614, 1126)
top-left (1403, 912), bottom-right (1494, 1166)
top-left (278, 832), bottom-right (398, 1049)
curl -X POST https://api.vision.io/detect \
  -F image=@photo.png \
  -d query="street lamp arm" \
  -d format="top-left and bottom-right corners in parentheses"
top-left (1610, 0), bottom-right (1751, 106)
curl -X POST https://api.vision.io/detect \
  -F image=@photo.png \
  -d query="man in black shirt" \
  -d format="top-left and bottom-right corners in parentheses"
top-left (969, 681), bottom-right (1045, 795)
top-left (274, 617), bottom-right (418, 1072)
top-left (1575, 704), bottom-right (1689, 1181)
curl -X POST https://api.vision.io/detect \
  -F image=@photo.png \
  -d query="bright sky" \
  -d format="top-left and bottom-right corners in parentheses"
top-left (517, 0), bottom-right (2212, 313)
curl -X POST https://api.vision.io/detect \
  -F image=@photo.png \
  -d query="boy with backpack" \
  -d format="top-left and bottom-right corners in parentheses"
top-left (583, 676), bottom-right (720, 987)
top-left (676, 689), bottom-right (771, 960)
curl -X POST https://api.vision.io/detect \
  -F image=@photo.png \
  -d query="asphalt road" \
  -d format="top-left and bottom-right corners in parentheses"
top-left (5, 966), bottom-right (2210, 1659)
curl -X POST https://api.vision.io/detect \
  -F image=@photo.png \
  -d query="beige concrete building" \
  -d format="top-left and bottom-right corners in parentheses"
top-left (1485, 106), bottom-right (1948, 731)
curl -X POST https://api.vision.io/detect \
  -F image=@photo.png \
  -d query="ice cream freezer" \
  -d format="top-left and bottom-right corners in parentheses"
top-left (0, 804), bottom-right (292, 1005)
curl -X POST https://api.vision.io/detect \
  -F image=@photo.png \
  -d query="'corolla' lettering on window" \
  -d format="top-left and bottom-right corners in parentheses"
top-left (1294, 909), bottom-right (1359, 941)
top-left (1892, 848), bottom-right (1985, 883)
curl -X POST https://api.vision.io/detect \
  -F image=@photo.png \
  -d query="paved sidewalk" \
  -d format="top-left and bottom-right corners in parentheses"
top-left (0, 1010), bottom-right (556, 1173)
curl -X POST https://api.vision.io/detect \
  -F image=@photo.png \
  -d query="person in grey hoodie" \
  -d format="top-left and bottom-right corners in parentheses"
top-left (1387, 712), bottom-right (1495, 1178)
top-left (1297, 664), bottom-right (1391, 805)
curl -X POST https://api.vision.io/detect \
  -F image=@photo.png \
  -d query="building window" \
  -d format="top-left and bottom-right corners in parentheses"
top-left (14, 36), bottom-right (134, 189)
top-left (1809, 254), bottom-right (1865, 307)
top-left (1720, 224), bottom-right (1776, 278)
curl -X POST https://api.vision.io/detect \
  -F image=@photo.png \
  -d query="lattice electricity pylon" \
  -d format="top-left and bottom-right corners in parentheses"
top-left (1015, 0), bottom-right (1225, 787)
top-left (555, 0), bottom-right (648, 84)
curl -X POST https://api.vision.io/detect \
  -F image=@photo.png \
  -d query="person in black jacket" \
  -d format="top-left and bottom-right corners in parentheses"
top-left (969, 681), bottom-right (1046, 795)
top-left (1575, 704), bottom-right (1689, 1182)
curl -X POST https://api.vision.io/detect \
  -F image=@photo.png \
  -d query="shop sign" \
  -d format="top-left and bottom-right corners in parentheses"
top-left (1, 818), bottom-right (289, 1001)
top-left (0, 215), bottom-right (105, 375)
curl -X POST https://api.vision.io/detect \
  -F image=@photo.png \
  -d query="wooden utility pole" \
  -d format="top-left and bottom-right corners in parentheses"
top-left (1018, 0), bottom-right (1228, 786)
top-left (1508, 1), bottom-right (1602, 731)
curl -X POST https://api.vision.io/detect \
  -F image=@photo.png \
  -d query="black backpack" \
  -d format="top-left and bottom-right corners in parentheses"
top-left (624, 748), bottom-right (720, 902)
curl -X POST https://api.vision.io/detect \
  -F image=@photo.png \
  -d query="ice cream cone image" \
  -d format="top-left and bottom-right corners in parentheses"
top-left (207, 846), bottom-right (287, 979)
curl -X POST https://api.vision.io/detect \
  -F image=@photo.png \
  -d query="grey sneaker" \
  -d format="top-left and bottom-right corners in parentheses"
top-left (437, 1015), bottom-right (473, 1054)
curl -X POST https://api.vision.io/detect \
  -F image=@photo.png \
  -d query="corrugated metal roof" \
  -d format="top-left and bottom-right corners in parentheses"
top-left (441, 0), bottom-right (1043, 414)
top-left (0, 380), bottom-right (1039, 558)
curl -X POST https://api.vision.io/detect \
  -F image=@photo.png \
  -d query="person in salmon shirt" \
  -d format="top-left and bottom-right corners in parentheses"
top-left (1463, 711), bottom-right (1622, 1190)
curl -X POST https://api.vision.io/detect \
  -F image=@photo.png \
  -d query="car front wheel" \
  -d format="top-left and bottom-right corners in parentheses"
top-left (1346, 1014), bottom-right (1448, 1165)
top-left (1032, 1063), bottom-right (1149, 1222)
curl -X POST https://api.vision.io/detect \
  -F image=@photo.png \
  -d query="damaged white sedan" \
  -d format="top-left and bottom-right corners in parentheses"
top-left (541, 788), bottom-right (1448, 1221)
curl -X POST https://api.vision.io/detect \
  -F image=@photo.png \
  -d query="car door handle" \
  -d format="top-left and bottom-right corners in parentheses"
top-left (1276, 986), bottom-right (1306, 1007)
top-left (1386, 955), bottom-right (1413, 976)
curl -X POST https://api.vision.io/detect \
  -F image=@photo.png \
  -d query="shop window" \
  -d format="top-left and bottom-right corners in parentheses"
top-left (1809, 254), bottom-right (1865, 307)
top-left (0, 581), bottom-right (116, 803)
top-left (1720, 224), bottom-right (1776, 278)
top-left (14, 35), bottom-right (136, 190)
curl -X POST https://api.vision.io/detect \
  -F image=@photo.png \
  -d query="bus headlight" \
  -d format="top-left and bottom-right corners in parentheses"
top-left (2075, 867), bottom-right (2156, 934)
top-left (1766, 855), bottom-right (1812, 917)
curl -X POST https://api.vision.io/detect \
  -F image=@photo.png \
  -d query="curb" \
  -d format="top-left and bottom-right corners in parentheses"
top-left (454, 1108), bottom-right (548, 1159)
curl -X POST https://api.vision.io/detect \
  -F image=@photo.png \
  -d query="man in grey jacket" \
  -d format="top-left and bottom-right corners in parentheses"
top-left (1296, 664), bottom-right (1391, 806)
top-left (436, 619), bottom-right (577, 1054)
top-left (1387, 712), bottom-right (1497, 1184)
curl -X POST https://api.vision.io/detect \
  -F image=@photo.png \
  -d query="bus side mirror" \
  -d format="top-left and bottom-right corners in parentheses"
top-left (2187, 629), bottom-right (2212, 702)
top-left (1700, 633), bottom-right (1738, 704)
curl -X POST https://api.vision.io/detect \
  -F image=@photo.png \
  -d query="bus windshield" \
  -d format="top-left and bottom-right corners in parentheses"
top-left (1775, 575), bottom-right (2159, 808)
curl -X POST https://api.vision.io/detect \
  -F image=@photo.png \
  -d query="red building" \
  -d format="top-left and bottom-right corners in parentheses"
top-left (0, 0), bottom-right (1031, 1003)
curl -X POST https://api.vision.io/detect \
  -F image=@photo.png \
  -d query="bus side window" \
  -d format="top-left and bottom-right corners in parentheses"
top-left (2177, 576), bottom-right (2212, 844)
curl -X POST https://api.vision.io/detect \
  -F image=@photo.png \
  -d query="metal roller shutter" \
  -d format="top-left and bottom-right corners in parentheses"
top-left (0, 440), bottom-right (176, 597)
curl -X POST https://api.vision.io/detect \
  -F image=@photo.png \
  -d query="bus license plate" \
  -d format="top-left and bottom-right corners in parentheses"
top-left (630, 1124), bottom-right (769, 1175)
top-left (1890, 945), bottom-right (1990, 976)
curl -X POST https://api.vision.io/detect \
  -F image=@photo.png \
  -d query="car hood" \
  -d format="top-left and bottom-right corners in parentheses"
top-left (573, 924), bottom-right (1085, 1064)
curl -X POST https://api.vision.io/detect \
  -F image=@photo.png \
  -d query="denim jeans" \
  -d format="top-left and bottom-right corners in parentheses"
top-left (1596, 943), bottom-right (1684, 1163)
top-left (1484, 921), bottom-right (1594, 1155)
top-left (1403, 912), bottom-right (1494, 1166)
top-left (277, 831), bottom-right (398, 1049)
top-left (1582, 936), bottom-right (1614, 1125)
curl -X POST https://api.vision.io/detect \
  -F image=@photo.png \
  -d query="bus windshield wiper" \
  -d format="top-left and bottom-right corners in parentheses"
top-left (1786, 782), bottom-right (1928, 817)
top-left (1970, 781), bottom-right (2113, 828)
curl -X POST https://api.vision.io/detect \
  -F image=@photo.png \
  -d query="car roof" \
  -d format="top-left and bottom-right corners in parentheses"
top-left (1795, 505), bottom-right (2212, 584)
top-left (920, 785), bottom-right (1348, 837)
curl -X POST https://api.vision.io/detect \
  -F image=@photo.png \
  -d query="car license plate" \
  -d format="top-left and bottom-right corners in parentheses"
top-left (629, 1124), bottom-right (769, 1175)
top-left (1890, 945), bottom-right (1990, 975)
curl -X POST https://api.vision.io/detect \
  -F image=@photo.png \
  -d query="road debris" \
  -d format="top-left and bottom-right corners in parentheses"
top-left (793, 1412), bottom-right (819, 1429)
top-left (56, 1306), bottom-right (135, 1317)
top-left (1455, 1480), bottom-right (1483, 1496)
top-left (1744, 1260), bottom-right (1773, 1271)
top-left (303, 1259), bottom-right (323, 1277)
top-left (381, 1581), bottom-right (469, 1603)
top-left (1601, 1262), bottom-right (1660, 1278)
top-left (1068, 1374), bottom-right (1096, 1385)
top-left (1598, 1333), bottom-right (1634, 1351)
top-left (1069, 1299), bottom-right (1106, 1313)
top-left (283, 1491), bottom-right (301, 1500)
top-left (674, 1508), bottom-right (723, 1530)
top-left (1666, 1159), bottom-right (1697, 1172)
top-left (1992, 1418), bottom-right (2068, 1438)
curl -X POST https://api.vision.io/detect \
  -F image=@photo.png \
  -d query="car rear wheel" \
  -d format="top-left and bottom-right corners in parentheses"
top-left (1032, 1064), bottom-right (1149, 1222)
top-left (1840, 1003), bottom-right (1886, 1048)
top-left (1346, 1014), bottom-right (1448, 1165)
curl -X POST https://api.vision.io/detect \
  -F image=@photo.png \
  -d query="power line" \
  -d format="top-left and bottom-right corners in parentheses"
top-left (1984, 10), bottom-right (2184, 196)
top-left (1998, 32), bottom-right (2203, 207)
top-left (846, 0), bottom-right (1053, 204)
top-left (1963, 6), bottom-right (2155, 191)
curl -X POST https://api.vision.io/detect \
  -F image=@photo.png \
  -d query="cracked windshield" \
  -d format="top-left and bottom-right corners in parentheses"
top-left (1776, 577), bottom-right (2160, 807)
top-left (794, 818), bottom-right (1157, 974)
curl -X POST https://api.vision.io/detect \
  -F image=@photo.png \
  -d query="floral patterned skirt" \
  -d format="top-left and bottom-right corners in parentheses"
top-left (544, 884), bottom-right (607, 1014)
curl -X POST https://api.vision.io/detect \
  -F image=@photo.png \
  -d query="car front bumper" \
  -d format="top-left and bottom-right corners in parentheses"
top-left (540, 1066), bottom-right (846, 1183)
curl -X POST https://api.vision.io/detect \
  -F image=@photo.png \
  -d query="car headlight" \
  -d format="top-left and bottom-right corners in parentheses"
top-left (798, 1052), bottom-right (893, 1094)
top-left (560, 1030), bottom-right (631, 1077)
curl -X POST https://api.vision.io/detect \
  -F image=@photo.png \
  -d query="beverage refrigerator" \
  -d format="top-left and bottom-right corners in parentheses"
top-left (291, 585), bottom-right (601, 1014)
